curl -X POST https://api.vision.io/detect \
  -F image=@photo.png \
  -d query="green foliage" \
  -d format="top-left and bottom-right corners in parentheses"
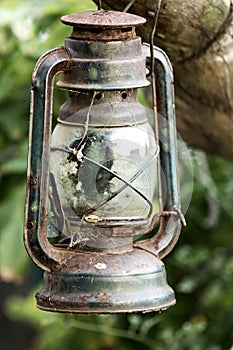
top-left (0, 0), bottom-right (96, 279)
top-left (0, 1), bottom-right (233, 349)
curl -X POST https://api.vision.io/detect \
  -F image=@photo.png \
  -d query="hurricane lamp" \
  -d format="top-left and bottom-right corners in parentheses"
top-left (24, 10), bottom-right (184, 313)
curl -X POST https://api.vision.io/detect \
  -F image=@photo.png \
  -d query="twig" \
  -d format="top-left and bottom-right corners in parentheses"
top-left (67, 319), bottom-right (157, 349)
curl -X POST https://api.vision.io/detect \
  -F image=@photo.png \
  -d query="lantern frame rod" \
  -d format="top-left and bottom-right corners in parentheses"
top-left (134, 44), bottom-right (183, 258)
top-left (24, 47), bottom-right (72, 270)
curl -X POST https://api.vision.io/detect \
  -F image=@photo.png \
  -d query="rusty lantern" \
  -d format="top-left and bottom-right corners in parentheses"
top-left (24, 10), bottom-right (185, 313)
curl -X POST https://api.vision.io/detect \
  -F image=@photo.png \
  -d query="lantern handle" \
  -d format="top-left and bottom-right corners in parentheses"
top-left (24, 47), bottom-right (73, 271)
top-left (134, 43), bottom-right (184, 259)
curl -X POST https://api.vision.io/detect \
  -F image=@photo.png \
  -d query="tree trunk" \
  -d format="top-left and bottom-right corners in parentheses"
top-left (93, 0), bottom-right (233, 161)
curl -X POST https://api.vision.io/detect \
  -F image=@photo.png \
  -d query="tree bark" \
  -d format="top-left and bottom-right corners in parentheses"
top-left (93, 0), bottom-right (233, 161)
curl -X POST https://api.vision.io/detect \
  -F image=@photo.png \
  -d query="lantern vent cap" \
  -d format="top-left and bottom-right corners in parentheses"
top-left (61, 10), bottom-right (146, 29)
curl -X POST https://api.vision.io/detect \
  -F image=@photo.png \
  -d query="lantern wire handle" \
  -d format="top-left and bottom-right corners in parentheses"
top-left (74, 91), bottom-right (97, 153)
top-left (123, 0), bottom-right (136, 12)
top-left (149, 0), bottom-right (162, 78)
top-left (147, 0), bottom-right (163, 214)
top-left (98, 0), bottom-right (102, 10)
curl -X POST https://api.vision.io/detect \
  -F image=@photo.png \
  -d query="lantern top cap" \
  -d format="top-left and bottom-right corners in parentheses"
top-left (61, 10), bottom-right (146, 29)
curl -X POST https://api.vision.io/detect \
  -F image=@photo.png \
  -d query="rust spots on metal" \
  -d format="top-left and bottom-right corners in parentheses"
top-left (61, 10), bottom-right (147, 41)
top-left (31, 79), bottom-right (40, 90)
top-left (28, 174), bottom-right (38, 187)
top-left (26, 218), bottom-right (35, 230)
top-left (61, 10), bottom-right (146, 28)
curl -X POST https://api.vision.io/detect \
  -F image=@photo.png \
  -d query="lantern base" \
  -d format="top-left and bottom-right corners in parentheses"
top-left (36, 248), bottom-right (175, 313)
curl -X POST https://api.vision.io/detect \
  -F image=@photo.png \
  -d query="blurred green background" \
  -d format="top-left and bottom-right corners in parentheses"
top-left (0, 0), bottom-right (232, 349)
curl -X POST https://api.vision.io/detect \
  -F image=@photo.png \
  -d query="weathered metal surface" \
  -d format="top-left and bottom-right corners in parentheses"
top-left (58, 33), bottom-right (149, 90)
top-left (64, 37), bottom-right (142, 58)
top-left (24, 47), bottom-right (73, 270)
top-left (58, 56), bottom-right (148, 90)
top-left (36, 248), bottom-right (175, 313)
top-left (61, 10), bottom-right (146, 41)
top-left (57, 89), bottom-right (148, 126)
top-left (61, 10), bottom-right (146, 28)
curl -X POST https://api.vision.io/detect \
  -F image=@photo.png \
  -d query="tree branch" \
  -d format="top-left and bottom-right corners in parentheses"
top-left (93, 0), bottom-right (233, 161)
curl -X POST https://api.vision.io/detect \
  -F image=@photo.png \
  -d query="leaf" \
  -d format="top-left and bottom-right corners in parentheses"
top-left (0, 181), bottom-right (28, 282)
